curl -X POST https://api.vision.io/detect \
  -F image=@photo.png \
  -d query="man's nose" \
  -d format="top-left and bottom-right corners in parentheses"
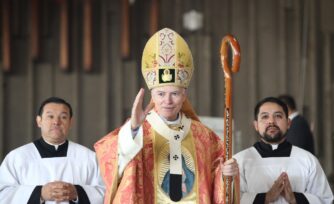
top-left (53, 118), bottom-right (61, 125)
top-left (267, 116), bottom-right (275, 124)
top-left (165, 95), bottom-right (172, 103)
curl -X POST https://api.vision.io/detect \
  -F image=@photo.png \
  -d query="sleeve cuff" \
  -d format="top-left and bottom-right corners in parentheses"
top-left (118, 120), bottom-right (143, 158)
top-left (294, 192), bottom-right (309, 204)
top-left (74, 185), bottom-right (90, 204)
top-left (27, 185), bottom-right (43, 204)
top-left (118, 120), bottom-right (144, 177)
top-left (253, 193), bottom-right (266, 204)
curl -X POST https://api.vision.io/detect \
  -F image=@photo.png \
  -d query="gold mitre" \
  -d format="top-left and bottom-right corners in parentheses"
top-left (141, 28), bottom-right (194, 89)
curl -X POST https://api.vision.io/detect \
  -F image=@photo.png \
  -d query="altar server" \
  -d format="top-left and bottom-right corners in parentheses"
top-left (0, 97), bottom-right (105, 204)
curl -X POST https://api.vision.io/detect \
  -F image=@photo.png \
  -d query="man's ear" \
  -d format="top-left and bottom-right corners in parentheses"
top-left (36, 116), bottom-right (42, 127)
top-left (287, 118), bottom-right (291, 129)
top-left (253, 120), bottom-right (259, 131)
top-left (69, 117), bottom-right (74, 128)
top-left (182, 88), bottom-right (187, 102)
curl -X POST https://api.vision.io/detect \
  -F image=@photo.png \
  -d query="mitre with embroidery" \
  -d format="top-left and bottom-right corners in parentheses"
top-left (141, 28), bottom-right (194, 89)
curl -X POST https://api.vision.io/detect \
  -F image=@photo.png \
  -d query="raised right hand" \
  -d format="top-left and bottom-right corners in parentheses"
top-left (130, 88), bottom-right (154, 130)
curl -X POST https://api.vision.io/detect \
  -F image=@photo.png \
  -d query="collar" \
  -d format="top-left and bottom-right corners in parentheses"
top-left (146, 110), bottom-right (191, 175)
top-left (253, 139), bottom-right (292, 158)
top-left (161, 113), bottom-right (181, 125)
top-left (146, 110), bottom-right (191, 140)
top-left (43, 139), bottom-right (66, 150)
top-left (33, 137), bottom-right (69, 158)
top-left (289, 111), bottom-right (299, 120)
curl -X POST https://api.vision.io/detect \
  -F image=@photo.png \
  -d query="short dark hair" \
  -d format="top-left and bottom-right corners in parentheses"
top-left (254, 97), bottom-right (288, 120)
top-left (278, 94), bottom-right (296, 110)
top-left (38, 97), bottom-right (73, 118)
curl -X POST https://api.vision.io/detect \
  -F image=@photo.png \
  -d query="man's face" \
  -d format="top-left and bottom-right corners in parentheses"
top-left (36, 103), bottom-right (73, 144)
top-left (151, 86), bottom-right (187, 121)
top-left (254, 102), bottom-right (290, 144)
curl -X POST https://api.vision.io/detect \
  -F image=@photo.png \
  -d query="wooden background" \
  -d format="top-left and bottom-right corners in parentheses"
top-left (1, 0), bottom-right (334, 186)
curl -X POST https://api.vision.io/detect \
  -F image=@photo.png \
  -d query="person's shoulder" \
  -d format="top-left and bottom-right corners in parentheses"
top-left (293, 115), bottom-right (310, 125)
top-left (68, 141), bottom-right (95, 155)
top-left (9, 142), bottom-right (34, 153)
top-left (290, 146), bottom-right (326, 171)
top-left (191, 119), bottom-right (213, 132)
top-left (188, 120), bottom-right (224, 145)
top-left (291, 145), bottom-right (318, 161)
top-left (291, 145), bottom-right (311, 154)
top-left (94, 128), bottom-right (121, 147)
top-left (191, 120), bottom-right (221, 139)
top-left (3, 142), bottom-right (35, 161)
top-left (67, 142), bottom-right (99, 166)
top-left (68, 141), bottom-right (92, 150)
top-left (233, 147), bottom-right (256, 159)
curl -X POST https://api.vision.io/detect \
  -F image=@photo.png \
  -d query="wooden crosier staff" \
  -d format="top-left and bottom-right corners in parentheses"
top-left (220, 35), bottom-right (240, 204)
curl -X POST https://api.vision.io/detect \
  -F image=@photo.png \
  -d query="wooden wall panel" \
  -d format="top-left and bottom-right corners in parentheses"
top-left (2, 0), bottom-right (11, 72)
top-left (210, 0), bottom-right (231, 118)
top-left (3, 37), bottom-right (30, 153)
top-left (149, 0), bottom-right (158, 36)
top-left (107, 0), bottom-right (123, 130)
top-left (33, 63), bottom-right (54, 138)
top-left (98, 0), bottom-right (110, 139)
top-left (30, 0), bottom-right (39, 59)
top-left (285, 0), bottom-right (302, 101)
top-left (53, 70), bottom-right (78, 143)
top-left (78, 75), bottom-right (106, 148)
top-left (59, 0), bottom-right (69, 71)
top-left (185, 35), bottom-right (197, 115)
top-left (257, 0), bottom-right (280, 97)
top-left (277, 0), bottom-right (288, 92)
top-left (68, 0), bottom-right (80, 142)
top-left (231, 0), bottom-right (256, 150)
top-left (54, 71), bottom-right (78, 105)
top-left (120, 0), bottom-right (130, 58)
top-left (321, 0), bottom-right (334, 32)
top-left (246, 0), bottom-right (259, 120)
top-left (83, 0), bottom-right (93, 71)
top-left (122, 61), bottom-right (139, 119)
top-left (27, 56), bottom-right (36, 142)
top-left (191, 35), bottom-right (211, 115)
top-left (331, 36), bottom-right (334, 178)
top-left (4, 76), bottom-right (31, 153)
top-left (159, 0), bottom-right (182, 30)
top-left (322, 33), bottom-right (333, 173)
top-left (308, 0), bottom-right (321, 158)
top-left (0, 71), bottom-right (3, 160)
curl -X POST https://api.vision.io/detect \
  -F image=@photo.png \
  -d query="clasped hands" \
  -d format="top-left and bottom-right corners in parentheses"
top-left (265, 172), bottom-right (297, 204)
top-left (41, 181), bottom-right (77, 202)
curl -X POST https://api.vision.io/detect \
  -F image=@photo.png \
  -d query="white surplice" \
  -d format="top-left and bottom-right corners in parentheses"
top-left (233, 145), bottom-right (333, 204)
top-left (0, 141), bottom-right (105, 204)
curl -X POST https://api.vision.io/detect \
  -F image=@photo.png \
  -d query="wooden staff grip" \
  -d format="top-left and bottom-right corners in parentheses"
top-left (220, 34), bottom-right (241, 204)
top-left (220, 35), bottom-right (241, 80)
